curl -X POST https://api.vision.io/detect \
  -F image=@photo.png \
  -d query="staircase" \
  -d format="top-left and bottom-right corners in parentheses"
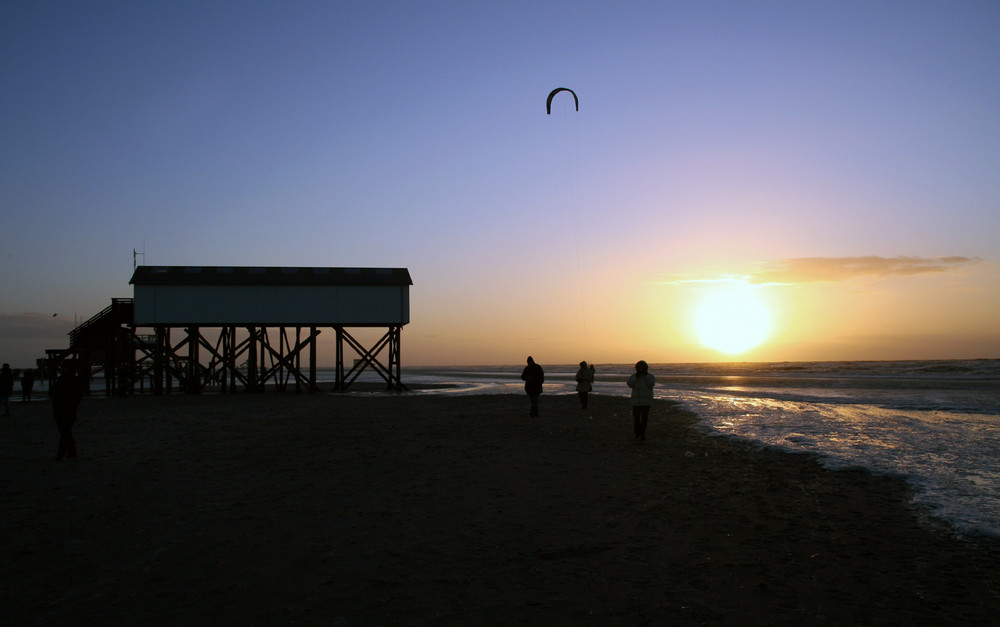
top-left (44, 298), bottom-right (135, 396)
top-left (68, 298), bottom-right (134, 351)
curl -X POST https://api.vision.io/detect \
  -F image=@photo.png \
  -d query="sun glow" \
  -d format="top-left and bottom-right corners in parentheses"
top-left (692, 281), bottom-right (772, 355)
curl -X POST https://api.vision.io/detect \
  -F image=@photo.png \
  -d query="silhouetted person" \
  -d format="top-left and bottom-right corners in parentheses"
top-left (52, 362), bottom-right (85, 460)
top-left (21, 369), bottom-right (35, 402)
top-left (520, 356), bottom-right (544, 417)
top-left (0, 363), bottom-right (13, 416)
top-left (575, 361), bottom-right (595, 409)
top-left (627, 360), bottom-right (655, 440)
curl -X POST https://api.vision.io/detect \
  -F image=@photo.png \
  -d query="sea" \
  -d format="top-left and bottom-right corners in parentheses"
top-left (400, 360), bottom-right (1000, 539)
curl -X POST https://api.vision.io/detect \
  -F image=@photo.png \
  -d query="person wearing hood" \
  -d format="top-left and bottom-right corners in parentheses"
top-left (575, 361), bottom-right (595, 409)
top-left (0, 363), bottom-right (13, 416)
top-left (520, 356), bottom-right (544, 417)
top-left (52, 361), bottom-right (85, 460)
top-left (627, 360), bottom-right (655, 440)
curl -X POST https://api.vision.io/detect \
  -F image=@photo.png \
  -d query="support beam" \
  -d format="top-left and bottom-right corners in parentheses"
top-left (309, 326), bottom-right (317, 392)
top-left (154, 327), bottom-right (166, 395)
top-left (60, 320), bottom-right (404, 396)
top-left (187, 326), bottom-right (200, 393)
top-left (335, 327), bottom-right (345, 392)
top-left (333, 325), bottom-right (407, 392)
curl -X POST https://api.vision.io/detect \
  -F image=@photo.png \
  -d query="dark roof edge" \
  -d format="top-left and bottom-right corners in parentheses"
top-left (129, 266), bottom-right (413, 287)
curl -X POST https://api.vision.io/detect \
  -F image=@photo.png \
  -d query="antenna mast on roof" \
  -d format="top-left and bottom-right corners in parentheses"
top-left (133, 240), bottom-right (146, 270)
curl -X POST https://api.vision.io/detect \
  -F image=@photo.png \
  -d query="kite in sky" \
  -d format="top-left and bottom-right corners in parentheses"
top-left (546, 88), bottom-right (578, 114)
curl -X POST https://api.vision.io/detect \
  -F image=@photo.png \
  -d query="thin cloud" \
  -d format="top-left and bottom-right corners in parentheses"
top-left (751, 256), bottom-right (982, 284)
top-left (656, 256), bottom-right (982, 287)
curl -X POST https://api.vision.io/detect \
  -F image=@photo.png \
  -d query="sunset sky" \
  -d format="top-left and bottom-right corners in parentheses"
top-left (2, 1), bottom-right (998, 367)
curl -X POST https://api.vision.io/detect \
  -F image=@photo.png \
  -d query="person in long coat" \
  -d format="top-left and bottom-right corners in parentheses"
top-left (21, 369), bottom-right (35, 402)
top-left (520, 356), bottom-right (544, 417)
top-left (627, 360), bottom-right (655, 440)
top-left (52, 362), bottom-right (85, 460)
top-left (575, 361), bottom-right (595, 409)
top-left (0, 363), bottom-right (13, 416)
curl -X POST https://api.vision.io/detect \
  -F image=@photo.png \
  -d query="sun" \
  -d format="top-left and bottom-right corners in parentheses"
top-left (692, 281), bottom-right (772, 355)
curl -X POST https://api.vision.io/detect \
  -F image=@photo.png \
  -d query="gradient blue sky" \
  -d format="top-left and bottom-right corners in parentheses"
top-left (2, 1), bottom-right (999, 367)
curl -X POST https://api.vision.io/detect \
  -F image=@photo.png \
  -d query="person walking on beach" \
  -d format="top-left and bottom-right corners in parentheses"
top-left (627, 360), bottom-right (655, 440)
top-left (0, 363), bottom-right (13, 416)
top-left (521, 356), bottom-right (545, 417)
top-left (21, 369), bottom-right (35, 402)
top-left (52, 361), bottom-right (85, 460)
top-left (575, 361), bottom-right (595, 409)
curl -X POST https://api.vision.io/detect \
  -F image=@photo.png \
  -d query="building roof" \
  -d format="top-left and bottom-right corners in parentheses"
top-left (129, 266), bottom-right (412, 287)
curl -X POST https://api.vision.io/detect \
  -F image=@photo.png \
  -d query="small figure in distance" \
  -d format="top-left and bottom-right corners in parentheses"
top-left (0, 363), bottom-right (13, 416)
top-left (22, 368), bottom-right (36, 402)
top-left (575, 361), bottom-right (595, 409)
top-left (520, 356), bottom-right (545, 417)
top-left (52, 361), bottom-right (85, 460)
top-left (627, 360), bottom-right (655, 441)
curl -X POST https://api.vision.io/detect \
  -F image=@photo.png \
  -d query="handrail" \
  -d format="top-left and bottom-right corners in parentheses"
top-left (68, 298), bottom-right (134, 348)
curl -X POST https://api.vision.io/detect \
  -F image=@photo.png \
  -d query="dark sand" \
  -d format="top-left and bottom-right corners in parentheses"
top-left (2, 392), bottom-right (998, 625)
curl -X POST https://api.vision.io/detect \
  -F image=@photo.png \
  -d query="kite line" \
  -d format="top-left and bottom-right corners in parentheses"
top-left (546, 87), bottom-right (591, 362)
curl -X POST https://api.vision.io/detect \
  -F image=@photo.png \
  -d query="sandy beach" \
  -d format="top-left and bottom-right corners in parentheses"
top-left (2, 391), bottom-right (999, 625)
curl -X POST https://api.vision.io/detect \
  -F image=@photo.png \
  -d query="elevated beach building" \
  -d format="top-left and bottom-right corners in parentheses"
top-left (48, 266), bottom-right (412, 395)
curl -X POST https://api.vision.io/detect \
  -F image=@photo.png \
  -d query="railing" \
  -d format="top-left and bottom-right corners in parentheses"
top-left (68, 298), bottom-right (134, 348)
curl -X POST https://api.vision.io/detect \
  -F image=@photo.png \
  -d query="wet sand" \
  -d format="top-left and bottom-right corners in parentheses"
top-left (2, 392), bottom-right (999, 625)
